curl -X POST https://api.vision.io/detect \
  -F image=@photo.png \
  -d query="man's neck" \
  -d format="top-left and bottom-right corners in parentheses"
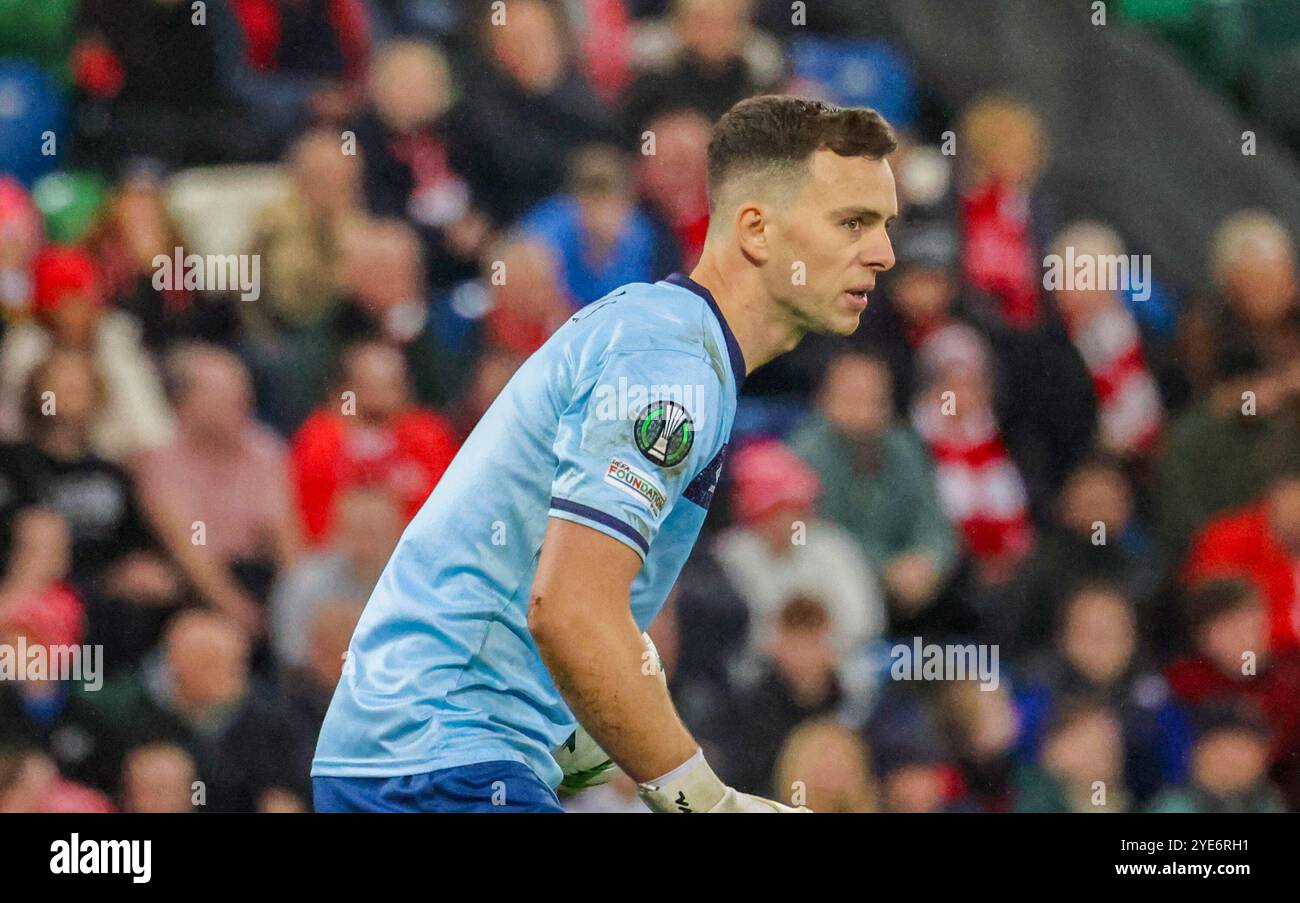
top-left (687, 258), bottom-right (804, 375)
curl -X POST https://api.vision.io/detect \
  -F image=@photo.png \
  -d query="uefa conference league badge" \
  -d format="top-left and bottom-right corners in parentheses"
top-left (633, 400), bottom-right (694, 468)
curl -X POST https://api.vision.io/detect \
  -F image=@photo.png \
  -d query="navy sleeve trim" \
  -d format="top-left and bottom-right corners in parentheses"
top-left (550, 498), bottom-right (650, 555)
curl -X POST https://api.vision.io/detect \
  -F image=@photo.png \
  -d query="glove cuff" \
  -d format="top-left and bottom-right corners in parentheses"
top-left (637, 748), bottom-right (726, 813)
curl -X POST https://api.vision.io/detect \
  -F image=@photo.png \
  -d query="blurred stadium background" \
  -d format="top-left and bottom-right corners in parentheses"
top-left (2, 0), bottom-right (1300, 813)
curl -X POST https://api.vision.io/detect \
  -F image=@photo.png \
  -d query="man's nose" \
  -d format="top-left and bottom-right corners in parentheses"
top-left (862, 229), bottom-right (896, 272)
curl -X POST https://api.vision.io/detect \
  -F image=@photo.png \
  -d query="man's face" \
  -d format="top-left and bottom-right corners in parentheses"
top-left (347, 236), bottom-right (421, 310)
top-left (1194, 730), bottom-right (1269, 795)
top-left (1061, 467), bottom-right (1131, 536)
top-left (1045, 711), bottom-right (1123, 784)
top-left (49, 294), bottom-right (101, 348)
top-left (489, 0), bottom-right (564, 94)
top-left (578, 192), bottom-right (633, 250)
top-left (762, 150), bottom-right (898, 337)
top-left (1228, 244), bottom-right (1296, 325)
top-left (894, 267), bottom-right (954, 326)
top-left (1200, 604), bottom-right (1266, 674)
top-left (1062, 591), bottom-right (1135, 687)
top-left (182, 356), bottom-right (251, 437)
top-left (168, 620), bottom-right (249, 712)
top-left (679, 0), bottom-right (748, 66)
top-left (346, 347), bottom-right (409, 423)
top-left (124, 746), bottom-right (196, 813)
top-left (884, 765), bottom-right (945, 813)
top-left (768, 623), bottom-right (835, 686)
top-left (820, 356), bottom-right (893, 440)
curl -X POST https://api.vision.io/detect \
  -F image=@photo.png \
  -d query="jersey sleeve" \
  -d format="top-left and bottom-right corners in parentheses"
top-left (549, 348), bottom-right (728, 559)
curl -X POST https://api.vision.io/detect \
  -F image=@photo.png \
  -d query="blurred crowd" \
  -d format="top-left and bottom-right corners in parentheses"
top-left (1, 0), bottom-right (1299, 814)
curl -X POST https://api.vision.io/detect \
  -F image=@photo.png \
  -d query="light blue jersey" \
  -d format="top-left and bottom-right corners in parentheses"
top-left (312, 274), bottom-right (745, 788)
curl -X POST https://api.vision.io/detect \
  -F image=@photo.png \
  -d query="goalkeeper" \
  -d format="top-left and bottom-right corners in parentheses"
top-left (312, 95), bottom-right (899, 812)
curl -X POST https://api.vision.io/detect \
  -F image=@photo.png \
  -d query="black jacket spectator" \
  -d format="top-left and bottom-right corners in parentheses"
top-left (451, 66), bottom-right (615, 225)
top-left (0, 684), bottom-right (124, 795)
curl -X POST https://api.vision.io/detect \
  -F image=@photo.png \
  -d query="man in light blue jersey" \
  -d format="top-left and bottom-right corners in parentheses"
top-left (312, 94), bottom-right (899, 812)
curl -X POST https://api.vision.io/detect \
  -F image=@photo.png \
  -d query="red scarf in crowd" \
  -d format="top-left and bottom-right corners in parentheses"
top-left (915, 405), bottom-right (1034, 563)
top-left (1068, 307), bottom-right (1162, 456)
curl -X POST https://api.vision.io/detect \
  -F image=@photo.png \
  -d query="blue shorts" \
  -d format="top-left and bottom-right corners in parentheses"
top-left (312, 761), bottom-right (565, 813)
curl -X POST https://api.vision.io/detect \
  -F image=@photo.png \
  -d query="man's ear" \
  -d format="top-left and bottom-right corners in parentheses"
top-left (734, 201), bottom-right (770, 263)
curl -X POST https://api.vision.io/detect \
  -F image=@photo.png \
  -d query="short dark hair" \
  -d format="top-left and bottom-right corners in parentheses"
top-left (1191, 700), bottom-right (1271, 741)
top-left (1185, 577), bottom-right (1260, 633)
top-left (707, 95), bottom-right (897, 208)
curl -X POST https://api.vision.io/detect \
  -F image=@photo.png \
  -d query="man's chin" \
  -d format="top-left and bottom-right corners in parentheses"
top-left (791, 301), bottom-right (864, 339)
top-left (824, 311), bottom-right (864, 337)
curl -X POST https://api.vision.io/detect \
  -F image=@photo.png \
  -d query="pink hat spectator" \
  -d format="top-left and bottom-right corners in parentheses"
top-left (730, 440), bottom-right (821, 526)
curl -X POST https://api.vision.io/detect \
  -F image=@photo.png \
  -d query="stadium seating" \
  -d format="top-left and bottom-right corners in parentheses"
top-left (788, 36), bottom-right (918, 132)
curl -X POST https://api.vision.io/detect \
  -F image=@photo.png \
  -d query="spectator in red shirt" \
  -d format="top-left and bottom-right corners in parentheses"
top-left (1165, 578), bottom-right (1300, 807)
top-left (1184, 465), bottom-right (1300, 650)
top-left (290, 340), bottom-right (459, 546)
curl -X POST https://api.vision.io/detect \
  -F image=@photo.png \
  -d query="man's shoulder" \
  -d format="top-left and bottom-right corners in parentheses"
top-left (564, 280), bottom-right (724, 372)
top-left (576, 279), bottom-right (707, 336)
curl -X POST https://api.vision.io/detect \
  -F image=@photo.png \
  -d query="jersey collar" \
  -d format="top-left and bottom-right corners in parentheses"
top-left (665, 273), bottom-right (747, 392)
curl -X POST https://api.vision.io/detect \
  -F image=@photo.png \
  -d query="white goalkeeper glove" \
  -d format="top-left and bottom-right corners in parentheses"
top-left (637, 748), bottom-right (811, 813)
